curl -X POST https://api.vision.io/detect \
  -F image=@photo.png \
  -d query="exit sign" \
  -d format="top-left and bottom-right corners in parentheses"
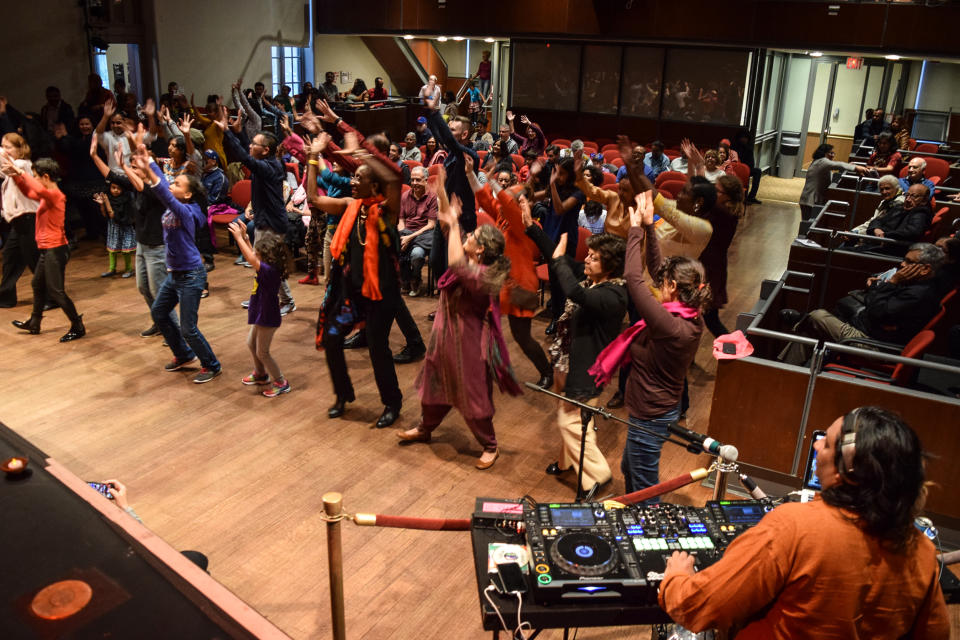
top-left (846, 57), bottom-right (863, 69)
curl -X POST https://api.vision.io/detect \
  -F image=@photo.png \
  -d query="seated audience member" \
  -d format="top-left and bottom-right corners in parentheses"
top-left (483, 139), bottom-right (517, 175)
top-left (660, 406), bottom-right (949, 639)
top-left (398, 166), bottom-right (437, 296)
top-left (716, 144), bottom-right (736, 174)
top-left (498, 123), bottom-right (519, 154)
top-left (779, 242), bottom-right (944, 364)
top-left (577, 166), bottom-right (607, 235)
top-left (853, 108), bottom-right (874, 145)
top-left (400, 132), bottom-right (421, 162)
top-left (643, 141), bottom-right (671, 179)
top-left (343, 78), bottom-right (368, 103)
top-left (369, 77), bottom-right (389, 101)
top-left (852, 175), bottom-right (903, 234)
top-left (39, 86), bottom-right (76, 135)
top-left (858, 183), bottom-right (933, 254)
top-left (443, 91), bottom-right (459, 120)
top-left (799, 143), bottom-right (868, 220)
top-left (274, 85), bottom-right (293, 113)
top-left (616, 145), bottom-right (654, 183)
top-left (387, 143), bottom-right (412, 186)
top-left (669, 148), bottom-right (688, 173)
top-left (414, 116), bottom-right (432, 146)
top-left (867, 132), bottom-right (901, 178)
top-left (890, 114), bottom-right (910, 151)
top-left (898, 157), bottom-right (936, 199)
top-left (865, 108), bottom-right (891, 143)
top-left (702, 149), bottom-right (725, 183)
top-left (321, 71), bottom-right (339, 103)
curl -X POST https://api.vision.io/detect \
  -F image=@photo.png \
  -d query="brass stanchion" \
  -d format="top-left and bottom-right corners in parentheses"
top-left (323, 492), bottom-right (346, 640)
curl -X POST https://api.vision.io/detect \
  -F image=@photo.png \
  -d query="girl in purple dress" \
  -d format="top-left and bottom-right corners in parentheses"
top-left (229, 219), bottom-right (291, 397)
top-left (398, 178), bottom-right (521, 470)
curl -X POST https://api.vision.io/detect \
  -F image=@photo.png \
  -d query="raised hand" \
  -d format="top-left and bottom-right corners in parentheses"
top-left (103, 98), bottom-right (116, 118)
top-left (308, 131), bottom-right (331, 156)
top-left (279, 114), bottom-right (292, 135)
top-left (0, 153), bottom-right (19, 176)
top-left (142, 98), bottom-right (155, 117)
top-left (316, 99), bottom-right (338, 123)
top-left (519, 195), bottom-right (534, 228)
top-left (159, 104), bottom-right (171, 123)
top-left (114, 145), bottom-right (124, 168)
top-left (227, 219), bottom-right (246, 239)
top-left (436, 191), bottom-right (462, 230)
top-left (228, 109), bottom-right (243, 133)
top-left (549, 165), bottom-right (559, 185)
top-left (337, 131), bottom-right (360, 156)
top-left (90, 132), bottom-right (99, 157)
top-left (463, 152), bottom-right (475, 174)
top-left (299, 105), bottom-right (321, 134)
top-left (519, 115), bottom-right (530, 126)
top-left (616, 134), bottom-right (633, 164)
top-left (632, 190), bottom-right (655, 227)
top-left (552, 232), bottom-right (568, 260)
top-left (212, 105), bottom-right (228, 131)
top-left (505, 110), bottom-right (515, 122)
top-left (177, 114), bottom-right (193, 135)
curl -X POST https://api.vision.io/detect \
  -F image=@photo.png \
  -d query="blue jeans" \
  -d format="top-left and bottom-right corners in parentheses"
top-left (136, 242), bottom-right (168, 310)
top-left (152, 267), bottom-right (220, 370)
top-left (622, 406), bottom-right (681, 504)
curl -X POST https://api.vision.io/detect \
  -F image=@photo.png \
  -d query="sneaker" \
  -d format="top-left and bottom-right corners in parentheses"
top-left (193, 367), bottom-right (222, 384)
top-left (262, 379), bottom-right (291, 397)
top-left (200, 289), bottom-right (209, 298)
top-left (121, 270), bottom-right (134, 279)
top-left (280, 302), bottom-right (296, 316)
top-left (234, 255), bottom-right (246, 266)
top-left (242, 371), bottom-right (271, 385)
top-left (164, 356), bottom-right (197, 371)
top-left (140, 324), bottom-right (160, 338)
top-left (241, 300), bottom-right (250, 309)
top-left (298, 274), bottom-right (319, 285)
top-left (100, 270), bottom-right (117, 278)
top-left (242, 260), bottom-right (252, 268)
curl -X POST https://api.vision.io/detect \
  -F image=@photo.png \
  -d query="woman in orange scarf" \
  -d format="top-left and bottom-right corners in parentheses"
top-left (305, 133), bottom-right (404, 427)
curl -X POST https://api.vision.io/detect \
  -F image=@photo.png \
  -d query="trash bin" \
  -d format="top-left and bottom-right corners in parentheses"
top-left (778, 133), bottom-right (801, 178)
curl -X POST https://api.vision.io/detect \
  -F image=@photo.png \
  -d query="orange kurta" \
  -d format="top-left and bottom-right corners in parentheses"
top-left (658, 499), bottom-right (949, 639)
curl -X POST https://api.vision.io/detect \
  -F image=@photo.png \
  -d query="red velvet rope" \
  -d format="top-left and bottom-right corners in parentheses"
top-left (610, 471), bottom-right (702, 505)
top-left (372, 514), bottom-right (471, 531)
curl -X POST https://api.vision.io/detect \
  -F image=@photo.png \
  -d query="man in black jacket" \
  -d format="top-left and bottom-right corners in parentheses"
top-left (779, 242), bottom-right (944, 364)
top-left (859, 184), bottom-right (933, 256)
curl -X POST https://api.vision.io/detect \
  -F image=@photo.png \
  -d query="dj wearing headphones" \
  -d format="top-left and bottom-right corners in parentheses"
top-left (658, 407), bottom-right (949, 639)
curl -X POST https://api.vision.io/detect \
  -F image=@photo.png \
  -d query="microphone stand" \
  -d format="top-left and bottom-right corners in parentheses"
top-left (524, 382), bottom-right (695, 503)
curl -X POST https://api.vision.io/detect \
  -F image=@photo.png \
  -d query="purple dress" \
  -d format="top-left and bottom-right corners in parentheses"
top-left (416, 262), bottom-right (521, 419)
top-left (248, 262), bottom-right (282, 328)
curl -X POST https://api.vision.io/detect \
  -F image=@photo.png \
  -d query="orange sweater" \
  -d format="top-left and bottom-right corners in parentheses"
top-left (13, 173), bottom-right (67, 249)
top-left (476, 185), bottom-right (540, 317)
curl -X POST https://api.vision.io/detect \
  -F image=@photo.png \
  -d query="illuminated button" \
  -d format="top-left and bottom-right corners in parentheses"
top-left (679, 538), bottom-right (689, 549)
top-left (537, 574), bottom-right (552, 585)
top-left (542, 529), bottom-right (549, 536)
top-left (658, 539), bottom-right (668, 550)
top-left (535, 563), bottom-right (550, 574)
top-left (551, 529), bottom-right (557, 536)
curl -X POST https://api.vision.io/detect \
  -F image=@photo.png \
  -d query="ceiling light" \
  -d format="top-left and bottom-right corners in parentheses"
top-left (403, 35), bottom-right (414, 40)
top-left (437, 36), bottom-right (448, 42)
top-left (809, 51), bottom-right (823, 57)
top-left (885, 54), bottom-right (901, 60)
top-left (484, 37), bottom-right (495, 43)
top-left (452, 36), bottom-right (464, 41)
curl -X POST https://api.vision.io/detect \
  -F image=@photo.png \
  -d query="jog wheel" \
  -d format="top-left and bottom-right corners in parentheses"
top-left (30, 579), bottom-right (93, 620)
top-left (548, 532), bottom-right (616, 576)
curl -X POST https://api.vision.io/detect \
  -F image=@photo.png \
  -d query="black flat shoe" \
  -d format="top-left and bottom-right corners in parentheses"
top-left (536, 373), bottom-right (553, 389)
top-left (12, 317), bottom-right (41, 334)
top-left (779, 308), bottom-right (803, 330)
top-left (343, 332), bottom-right (367, 349)
top-left (544, 320), bottom-right (557, 335)
top-left (545, 461), bottom-right (569, 476)
top-left (376, 406), bottom-right (401, 428)
top-left (328, 400), bottom-right (348, 419)
top-left (606, 391), bottom-right (624, 409)
top-left (59, 316), bottom-right (86, 342)
top-left (393, 343), bottom-right (426, 364)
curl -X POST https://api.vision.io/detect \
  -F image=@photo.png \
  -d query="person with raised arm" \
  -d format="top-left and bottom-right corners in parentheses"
top-left (305, 132), bottom-right (404, 427)
top-left (506, 111), bottom-right (546, 156)
top-left (3, 155), bottom-right (84, 341)
top-left (129, 145), bottom-right (221, 383)
top-left (612, 189), bottom-right (709, 499)
top-left (214, 107), bottom-right (296, 315)
top-left (465, 153), bottom-right (552, 388)
top-left (397, 171), bottom-right (520, 470)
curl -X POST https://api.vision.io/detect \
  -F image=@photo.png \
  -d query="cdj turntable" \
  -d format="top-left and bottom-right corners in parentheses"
top-left (520, 499), bottom-right (776, 605)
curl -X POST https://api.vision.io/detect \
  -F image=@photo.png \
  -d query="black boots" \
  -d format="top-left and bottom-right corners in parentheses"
top-left (59, 315), bottom-right (86, 342)
top-left (12, 315), bottom-right (41, 334)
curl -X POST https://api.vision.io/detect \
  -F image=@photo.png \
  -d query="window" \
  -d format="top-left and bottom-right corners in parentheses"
top-left (271, 46), bottom-right (306, 97)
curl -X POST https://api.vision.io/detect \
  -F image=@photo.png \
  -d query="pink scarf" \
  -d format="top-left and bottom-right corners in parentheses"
top-left (587, 301), bottom-right (700, 387)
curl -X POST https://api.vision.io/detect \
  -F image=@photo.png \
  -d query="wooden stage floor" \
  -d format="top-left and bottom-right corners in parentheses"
top-left (2, 200), bottom-right (955, 638)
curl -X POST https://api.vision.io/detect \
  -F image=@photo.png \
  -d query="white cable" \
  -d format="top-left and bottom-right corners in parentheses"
top-left (513, 591), bottom-right (532, 640)
top-left (483, 584), bottom-right (510, 635)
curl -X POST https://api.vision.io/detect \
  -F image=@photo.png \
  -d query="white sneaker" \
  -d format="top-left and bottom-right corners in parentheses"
top-left (280, 302), bottom-right (296, 316)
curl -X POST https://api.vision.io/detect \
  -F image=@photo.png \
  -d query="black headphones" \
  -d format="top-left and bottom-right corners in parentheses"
top-left (838, 409), bottom-right (861, 477)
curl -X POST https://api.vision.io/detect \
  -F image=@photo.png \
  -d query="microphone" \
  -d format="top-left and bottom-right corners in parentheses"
top-left (667, 423), bottom-right (739, 462)
top-left (738, 473), bottom-right (768, 500)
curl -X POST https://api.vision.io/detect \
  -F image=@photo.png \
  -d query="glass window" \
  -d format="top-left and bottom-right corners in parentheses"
top-left (579, 45), bottom-right (621, 114)
top-left (272, 46), bottom-right (304, 97)
top-left (511, 42), bottom-right (580, 111)
top-left (662, 48), bottom-right (749, 124)
top-left (620, 47), bottom-right (664, 118)
top-left (760, 53), bottom-right (784, 134)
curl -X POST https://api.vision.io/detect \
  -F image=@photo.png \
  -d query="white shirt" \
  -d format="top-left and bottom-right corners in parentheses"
top-left (1, 159), bottom-right (38, 222)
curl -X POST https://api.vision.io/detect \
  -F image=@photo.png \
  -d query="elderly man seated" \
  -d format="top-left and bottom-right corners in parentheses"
top-left (898, 157), bottom-right (936, 198)
top-left (854, 183), bottom-right (934, 256)
top-left (778, 242), bottom-right (944, 365)
top-left (398, 166), bottom-right (437, 296)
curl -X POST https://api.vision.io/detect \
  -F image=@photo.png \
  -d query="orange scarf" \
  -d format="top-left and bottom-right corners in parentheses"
top-left (330, 196), bottom-right (385, 300)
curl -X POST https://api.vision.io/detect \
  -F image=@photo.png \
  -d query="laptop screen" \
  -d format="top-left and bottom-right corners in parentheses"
top-left (801, 431), bottom-right (827, 492)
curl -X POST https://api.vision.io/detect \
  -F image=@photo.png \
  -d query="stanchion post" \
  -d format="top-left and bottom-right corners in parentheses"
top-left (323, 491), bottom-right (346, 640)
